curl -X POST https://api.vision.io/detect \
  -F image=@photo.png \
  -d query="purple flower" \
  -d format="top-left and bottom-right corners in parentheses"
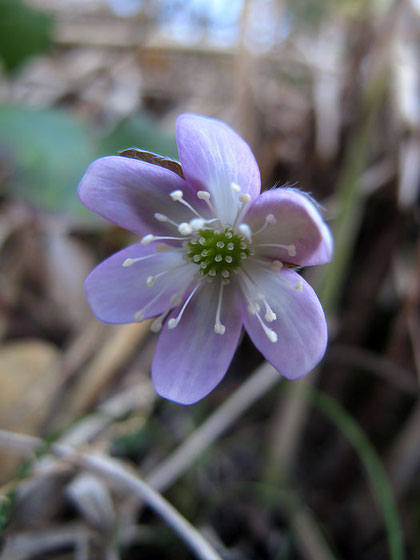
top-left (78, 114), bottom-right (333, 405)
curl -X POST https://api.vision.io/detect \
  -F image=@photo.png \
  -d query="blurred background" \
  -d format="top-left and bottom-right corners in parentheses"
top-left (0, 0), bottom-right (419, 559)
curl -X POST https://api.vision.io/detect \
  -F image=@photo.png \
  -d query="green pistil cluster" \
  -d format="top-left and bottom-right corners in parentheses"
top-left (187, 227), bottom-right (251, 279)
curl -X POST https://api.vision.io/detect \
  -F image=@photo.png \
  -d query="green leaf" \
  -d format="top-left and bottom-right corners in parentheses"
top-left (0, 0), bottom-right (53, 73)
top-left (0, 106), bottom-right (96, 217)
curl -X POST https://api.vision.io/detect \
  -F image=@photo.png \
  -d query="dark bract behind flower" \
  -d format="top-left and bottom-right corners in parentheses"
top-left (78, 113), bottom-right (333, 405)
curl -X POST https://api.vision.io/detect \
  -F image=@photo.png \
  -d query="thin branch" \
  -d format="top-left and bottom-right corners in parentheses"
top-left (146, 362), bottom-right (280, 492)
top-left (0, 430), bottom-right (221, 560)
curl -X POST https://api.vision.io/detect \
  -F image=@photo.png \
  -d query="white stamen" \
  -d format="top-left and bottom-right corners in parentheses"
top-left (225, 255), bottom-right (233, 264)
top-left (295, 280), bottom-right (303, 291)
top-left (271, 260), bottom-right (283, 271)
top-left (216, 241), bottom-right (225, 248)
top-left (233, 190), bottom-right (251, 229)
top-left (253, 243), bottom-right (296, 257)
top-left (133, 288), bottom-right (168, 322)
top-left (257, 293), bottom-right (277, 322)
top-left (178, 222), bottom-right (193, 235)
top-left (141, 234), bottom-right (189, 245)
top-left (146, 275), bottom-right (156, 287)
top-left (190, 218), bottom-right (206, 230)
top-left (221, 270), bottom-right (230, 278)
top-left (215, 255), bottom-right (222, 262)
top-left (154, 213), bottom-right (169, 222)
top-left (197, 190), bottom-right (210, 201)
top-left (122, 254), bottom-right (158, 267)
top-left (230, 182), bottom-right (241, 193)
top-left (214, 281), bottom-right (226, 335)
top-left (253, 213), bottom-right (277, 236)
top-left (151, 310), bottom-right (171, 333)
top-left (238, 223), bottom-right (252, 241)
top-left (141, 234), bottom-right (155, 245)
top-left (167, 284), bottom-right (200, 329)
top-left (170, 190), bottom-right (184, 201)
top-left (197, 191), bottom-right (216, 214)
top-left (227, 242), bottom-right (234, 250)
top-left (208, 268), bottom-right (216, 277)
top-left (242, 276), bottom-right (278, 343)
top-left (170, 190), bottom-right (205, 219)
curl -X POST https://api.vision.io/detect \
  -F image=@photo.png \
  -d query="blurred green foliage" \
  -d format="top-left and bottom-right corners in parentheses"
top-left (0, 0), bottom-right (53, 73)
top-left (0, 106), bottom-right (178, 219)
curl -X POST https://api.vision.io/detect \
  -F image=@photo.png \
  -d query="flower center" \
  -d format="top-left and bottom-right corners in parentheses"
top-left (186, 227), bottom-right (251, 279)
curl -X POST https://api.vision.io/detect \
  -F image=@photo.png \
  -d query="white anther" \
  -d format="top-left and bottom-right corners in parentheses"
top-left (151, 310), bottom-right (170, 333)
top-left (225, 231), bottom-right (233, 239)
top-left (239, 193), bottom-right (251, 204)
top-left (227, 242), bottom-right (234, 250)
top-left (170, 190), bottom-right (183, 201)
top-left (168, 318), bottom-right (178, 329)
top-left (230, 182), bottom-right (241, 193)
top-left (146, 275), bottom-right (156, 287)
top-left (209, 268), bottom-right (216, 277)
top-left (141, 234), bottom-right (155, 245)
top-left (288, 245), bottom-right (296, 257)
top-left (133, 310), bottom-right (144, 321)
top-left (238, 223), bottom-right (252, 241)
top-left (178, 222), bottom-right (193, 235)
top-left (197, 190), bottom-right (211, 201)
top-left (265, 310), bottom-right (276, 322)
top-left (256, 293), bottom-right (277, 322)
top-left (295, 280), bottom-right (303, 291)
top-left (199, 237), bottom-right (206, 245)
top-left (225, 255), bottom-right (233, 264)
top-left (201, 250), bottom-right (209, 256)
top-left (190, 218), bottom-right (205, 230)
top-left (154, 213), bottom-right (169, 222)
top-left (193, 255), bottom-right (201, 262)
top-left (216, 241), bottom-right (225, 248)
top-left (222, 270), bottom-right (230, 278)
top-left (266, 329), bottom-right (278, 343)
top-left (215, 322), bottom-right (226, 335)
top-left (271, 260), bottom-right (283, 271)
top-left (240, 252), bottom-right (247, 259)
top-left (215, 255), bottom-right (222, 262)
top-left (266, 213), bottom-right (276, 224)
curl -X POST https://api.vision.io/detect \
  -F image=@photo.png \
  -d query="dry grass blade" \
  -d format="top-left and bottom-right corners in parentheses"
top-left (0, 430), bottom-right (222, 560)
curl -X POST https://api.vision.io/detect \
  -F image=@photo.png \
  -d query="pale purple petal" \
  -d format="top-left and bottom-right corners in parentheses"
top-left (85, 243), bottom-right (196, 323)
top-left (245, 188), bottom-right (333, 266)
top-left (78, 156), bottom-right (207, 238)
top-left (152, 282), bottom-right (243, 404)
top-left (176, 114), bottom-right (261, 225)
top-left (240, 264), bottom-right (328, 379)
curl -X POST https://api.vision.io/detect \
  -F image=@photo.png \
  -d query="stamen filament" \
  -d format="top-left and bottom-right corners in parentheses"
top-left (133, 288), bottom-right (167, 321)
top-left (253, 213), bottom-right (277, 236)
top-left (253, 243), bottom-right (296, 257)
top-left (150, 309), bottom-right (171, 333)
top-left (214, 281), bottom-right (226, 335)
top-left (122, 253), bottom-right (159, 267)
top-left (141, 234), bottom-right (189, 245)
top-left (239, 276), bottom-right (277, 343)
top-left (197, 191), bottom-right (215, 214)
top-left (168, 284), bottom-right (200, 329)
